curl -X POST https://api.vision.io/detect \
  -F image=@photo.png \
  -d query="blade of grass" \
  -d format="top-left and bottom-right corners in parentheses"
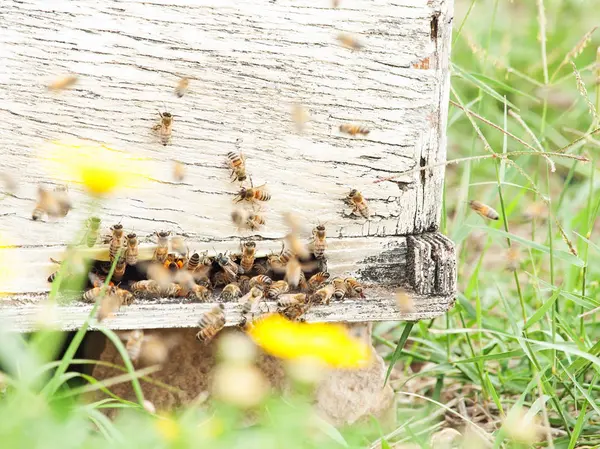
top-left (384, 322), bottom-right (415, 385)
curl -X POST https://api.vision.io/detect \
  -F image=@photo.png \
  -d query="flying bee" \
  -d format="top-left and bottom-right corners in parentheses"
top-left (153, 230), bottom-right (170, 264)
top-left (131, 280), bottom-right (161, 299)
top-left (235, 182), bottom-right (271, 204)
top-left (469, 200), bottom-right (499, 220)
top-left (347, 189), bottom-right (370, 219)
top-left (395, 289), bottom-right (414, 313)
top-left (240, 241), bottom-right (256, 274)
top-left (115, 287), bottom-right (134, 306)
top-left (173, 161), bottom-right (185, 182)
top-left (312, 284), bottom-right (335, 305)
top-left (238, 275), bottom-right (251, 294)
top-left (285, 257), bottom-right (303, 288)
top-left (221, 283), bottom-right (242, 302)
top-left (267, 280), bottom-right (289, 299)
top-left (339, 124), bottom-right (370, 136)
top-left (332, 277), bottom-right (347, 300)
top-left (215, 252), bottom-right (239, 283)
top-left (153, 111), bottom-right (173, 146)
top-left (32, 185), bottom-right (71, 221)
top-left (344, 277), bottom-right (364, 298)
top-left (175, 77), bottom-right (189, 98)
top-left (196, 304), bottom-right (226, 343)
top-left (291, 103), bottom-right (310, 133)
top-left (284, 233), bottom-right (311, 260)
top-left (277, 293), bottom-right (307, 308)
top-left (332, 0), bottom-right (340, 7)
top-left (97, 293), bottom-right (121, 322)
top-left (231, 208), bottom-right (266, 231)
top-left (336, 33), bottom-right (363, 51)
top-left (85, 217), bottom-right (101, 247)
top-left (307, 272), bottom-right (330, 292)
top-left (249, 274), bottom-right (273, 292)
top-left (189, 284), bottom-right (211, 302)
top-left (239, 287), bottom-right (265, 316)
top-left (311, 224), bottom-right (327, 259)
top-left (227, 151), bottom-right (247, 182)
top-left (125, 330), bottom-right (145, 363)
top-left (109, 224), bottom-right (125, 264)
top-left (48, 75), bottom-right (78, 91)
top-left (125, 233), bottom-right (139, 265)
top-left (506, 246), bottom-right (521, 272)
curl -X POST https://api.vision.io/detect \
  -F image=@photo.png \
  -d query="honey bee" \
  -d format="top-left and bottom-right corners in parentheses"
top-left (32, 186), bottom-right (71, 221)
top-left (235, 183), bottom-right (271, 204)
top-left (267, 280), bottom-right (289, 299)
top-left (284, 233), bottom-right (311, 260)
top-left (298, 271), bottom-right (309, 292)
top-left (312, 284), bottom-right (335, 305)
top-left (113, 255), bottom-right (127, 282)
top-left (344, 277), bottom-right (364, 298)
top-left (131, 280), bottom-right (161, 299)
top-left (285, 257), bottom-right (303, 288)
top-left (109, 224), bottom-right (125, 264)
top-left (164, 253), bottom-right (186, 272)
top-left (227, 152), bottom-right (247, 182)
top-left (339, 124), bottom-right (370, 136)
top-left (240, 241), bottom-right (256, 274)
top-left (395, 289), bottom-right (414, 313)
top-left (115, 287), bottom-right (134, 306)
top-left (469, 200), bottom-right (499, 220)
top-left (276, 293), bottom-right (307, 308)
top-left (336, 33), bottom-right (363, 51)
top-left (506, 246), bottom-right (521, 272)
top-left (238, 275), bottom-right (251, 294)
top-left (215, 252), bottom-right (239, 283)
top-left (212, 271), bottom-right (228, 288)
top-left (252, 262), bottom-right (268, 276)
top-left (196, 304), bottom-right (226, 343)
top-left (249, 274), bottom-right (272, 292)
top-left (175, 77), bottom-right (189, 98)
top-left (189, 284), bottom-right (211, 302)
top-left (82, 285), bottom-right (114, 303)
top-left (280, 302), bottom-right (312, 322)
top-left (311, 224), bottom-right (327, 259)
top-left (332, 277), bottom-right (347, 300)
top-left (160, 282), bottom-right (185, 298)
top-left (291, 103), bottom-right (310, 133)
top-left (307, 272), bottom-right (330, 292)
top-left (187, 252), bottom-right (200, 272)
top-left (97, 293), bottom-right (121, 322)
top-left (231, 209), bottom-right (266, 231)
top-left (221, 283), bottom-right (242, 302)
top-left (153, 111), bottom-right (173, 146)
top-left (48, 75), bottom-right (78, 91)
top-left (173, 161), bottom-right (185, 182)
top-left (125, 233), bottom-right (139, 265)
top-left (125, 330), bottom-right (145, 363)
top-left (85, 217), bottom-right (101, 247)
top-left (153, 230), bottom-right (170, 264)
top-left (332, 0), bottom-right (340, 7)
top-left (347, 189), bottom-right (370, 219)
top-left (239, 287), bottom-right (265, 316)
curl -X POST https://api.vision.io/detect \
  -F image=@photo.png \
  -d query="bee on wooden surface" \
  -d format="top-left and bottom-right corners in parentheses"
top-left (332, 277), bottom-right (347, 300)
top-left (336, 33), bottom-right (363, 51)
top-left (506, 246), bottom-right (521, 272)
top-left (307, 272), bottom-right (330, 292)
top-left (115, 287), bottom-right (134, 306)
top-left (187, 252), bottom-right (201, 272)
top-left (32, 186), bottom-right (71, 221)
top-left (298, 271), bottom-right (309, 292)
top-left (312, 284), bottom-right (335, 305)
top-left (339, 124), bottom-right (370, 136)
top-left (291, 103), bottom-right (310, 133)
top-left (249, 274), bottom-right (273, 292)
top-left (125, 233), bottom-right (139, 266)
top-left (125, 330), bottom-right (145, 363)
top-left (212, 271), bottom-right (228, 288)
top-left (235, 183), bottom-right (271, 205)
top-left (153, 111), bottom-right (173, 146)
top-left (153, 230), bottom-right (170, 264)
top-left (344, 277), bottom-right (364, 298)
top-left (113, 255), bottom-right (127, 282)
top-left (227, 152), bottom-right (247, 183)
top-left (160, 282), bottom-right (185, 298)
top-left (189, 284), bottom-right (211, 302)
top-left (85, 217), bottom-right (101, 247)
top-left (281, 302), bottom-right (312, 322)
top-left (277, 293), bottom-right (307, 308)
top-left (240, 241), bottom-right (256, 274)
top-left (221, 283), bottom-right (242, 302)
top-left (164, 253), bottom-right (186, 272)
top-left (395, 289), bottom-right (414, 313)
top-left (196, 304), bottom-right (226, 343)
top-left (173, 161), bottom-right (185, 182)
top-left (231, 209), bottom-right (266, 232)
top-left (267, 280), bottom-right (289, 299)
top-left (48, 75), bottom-right (78, 91)
top-left (215, 252), bottom-right (239, 283)
top-left (469, 200), bottom-right (499, 221)
top-left (97, 293), bottom-right (121, 322)
top-left (175, 77), bottom-right (189, 98)
top-left (82, 285), bottom-right (115, 303)
top-left (131, 280), bottom-right (161, 299)
top-left (311, 224), bottom-right (327, 259)
top-left (347, 189), bottom-right (370, 219)
top-left (109, 224), bottom-right (125, 264)
top-left (238, 275), bottom-right (251, 294)
top-left (239, 287), bottom-right (265, 316)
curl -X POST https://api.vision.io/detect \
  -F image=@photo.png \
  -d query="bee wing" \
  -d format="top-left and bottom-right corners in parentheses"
top-left (254, 183), bottom-right (268, 193)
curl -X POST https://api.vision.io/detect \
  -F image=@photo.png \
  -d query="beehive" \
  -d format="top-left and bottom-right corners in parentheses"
top-left (0, 0), bottom-right (455, 332)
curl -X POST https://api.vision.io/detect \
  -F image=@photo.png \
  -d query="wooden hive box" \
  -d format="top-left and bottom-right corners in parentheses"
top-left (0, 0), bottom-right (455, 332)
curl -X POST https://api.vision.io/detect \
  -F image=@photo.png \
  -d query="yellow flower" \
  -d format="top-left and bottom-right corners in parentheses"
top-left (248, 314), bottom-right (371, 368)
top-left (43, 139), bottom-right (148, 196)
top-left (155, 417), bottom-right (180, 442)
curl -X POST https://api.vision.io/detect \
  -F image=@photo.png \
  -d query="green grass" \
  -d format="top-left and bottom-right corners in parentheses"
top-left (2, 0), bottom-right (600, 447)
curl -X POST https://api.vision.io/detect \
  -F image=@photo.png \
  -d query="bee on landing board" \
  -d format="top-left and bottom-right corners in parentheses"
top-left (277, 293), bottom-right (307, 308)
top-left (153, 231), bottom-right (170, 264)
top-left (311, 224), bottom-right (327, 259)
top-left (332, 277), bottom-right (348, 300)
top-left (249, 274), bottom-right (273, 292)
top-left (336, 33), bottom-right (363, 51)
top-left (339, 124), bottom-right (370, 136)
top-left (82, 285), bottom-right (116, 303)
top-left (125, 233), bottom-right (139, 266)
top-left (221, 283), bottom-right (242, 302)
top-left (347, 189), bottom-right (371, 219)
top-left (196, 304), bottom-right (226, 343)
top-left (307, 272), bottom-right (330, 292)
top-left (344, 277), bottom-right (364, 298)
top-left (113, 253), bottom-right (127, 282)
top-left (189, 284), bottom-right (211, 302)
top-left (175, 77), bottom-right (189, 98)
top-left (47, 75), bottom-right (78, 91)
top-left (235, 182), bottom-right (271, 205)
top-left (469, 200), bottom-right (499, 220)
top-left (280, 302), bottom-right (312, 322)
top-left (240, 241), bottom-right (256, 274)
top-left (153, 111), bottom-right (173, 146)
top-left (239, 287), bottom-right (265, 316)
top-left (131, 280), bottom-right (161, 299)
top-left (216, 252), bottom-right (240, 283)
top-left (312, 284), bottom-right (335, 305)
top-left (267, 280), bottom-right (289, 299)
top-left (109, 224), bottom-right (125, 264)
top-left (227, 151), bottom-right (248, 183)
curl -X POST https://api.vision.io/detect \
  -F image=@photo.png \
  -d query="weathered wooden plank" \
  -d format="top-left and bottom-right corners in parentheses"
top-left (0, 0), bottom-right (450, 247)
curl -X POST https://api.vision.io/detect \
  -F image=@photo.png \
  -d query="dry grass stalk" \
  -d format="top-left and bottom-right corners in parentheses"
top-left (571, 61), bottom-right (599, 122)
top-left (508, 110), bottom-right (555, 172)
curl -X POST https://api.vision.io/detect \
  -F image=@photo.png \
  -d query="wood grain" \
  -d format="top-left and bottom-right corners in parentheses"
top-left (0, 0), bottom-right (452, 247)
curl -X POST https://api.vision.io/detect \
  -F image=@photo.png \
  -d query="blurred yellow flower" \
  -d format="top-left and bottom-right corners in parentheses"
top-left (248, 314), bottom-right (371, 368)
top-left (43, 139), bottom-right (148, 196)
top-left (155, 417), bottom-right (180, 442)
